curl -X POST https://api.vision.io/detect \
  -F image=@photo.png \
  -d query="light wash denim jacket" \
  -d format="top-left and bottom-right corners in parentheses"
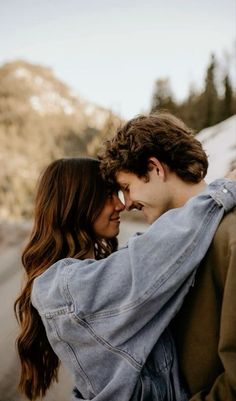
top-left (32, 180), bottom-right (236, 401)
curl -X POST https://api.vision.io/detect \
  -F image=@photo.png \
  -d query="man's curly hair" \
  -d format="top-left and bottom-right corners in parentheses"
top-left (99, 112), bottom-right (208, 185)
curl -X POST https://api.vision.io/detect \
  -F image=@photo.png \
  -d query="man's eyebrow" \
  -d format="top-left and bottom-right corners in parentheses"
top-left (116, 179), bottom-right (124, 185)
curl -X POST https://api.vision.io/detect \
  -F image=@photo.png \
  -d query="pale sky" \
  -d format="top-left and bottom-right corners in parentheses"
top-left (0, 0), bottom-right (235, 119)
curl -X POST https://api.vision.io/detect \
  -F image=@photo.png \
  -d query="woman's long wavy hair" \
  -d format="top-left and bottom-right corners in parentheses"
top-left (14, 157), bottom-right (118, 400)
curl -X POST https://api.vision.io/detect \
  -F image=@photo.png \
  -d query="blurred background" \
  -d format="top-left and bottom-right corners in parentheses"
top-left (0, 1), bottom-right (235, 400)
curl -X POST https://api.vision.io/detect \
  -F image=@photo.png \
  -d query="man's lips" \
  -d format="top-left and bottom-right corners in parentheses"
top-left (135, 204), bottom-right (143, 211)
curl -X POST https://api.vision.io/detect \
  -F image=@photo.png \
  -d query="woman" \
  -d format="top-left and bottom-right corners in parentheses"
top-left (15, 157), bottom-right (236, 401)
top-left (15, 157), bottom-right (124, 399)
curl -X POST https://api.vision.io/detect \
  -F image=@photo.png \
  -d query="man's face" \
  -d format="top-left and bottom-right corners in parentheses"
top-left (116, 167), bottom-right (173, 224)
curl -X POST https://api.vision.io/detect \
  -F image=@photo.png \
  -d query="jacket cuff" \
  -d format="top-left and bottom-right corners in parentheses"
top-left (209, 179), bottom-right (236, 212)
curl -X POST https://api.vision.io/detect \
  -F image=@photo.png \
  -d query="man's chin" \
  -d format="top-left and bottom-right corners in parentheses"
top-left (143, 212), bottom-right (161, 225)
top-left (142, 212), bottom-right (153, 225)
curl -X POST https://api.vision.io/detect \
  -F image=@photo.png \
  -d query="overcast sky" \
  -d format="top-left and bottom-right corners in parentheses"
top-left (0, 0), bottom-right (235, 118)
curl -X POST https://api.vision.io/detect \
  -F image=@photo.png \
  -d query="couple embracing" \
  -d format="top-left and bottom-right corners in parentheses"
top-left (15, 112), bottom-right (236, 400)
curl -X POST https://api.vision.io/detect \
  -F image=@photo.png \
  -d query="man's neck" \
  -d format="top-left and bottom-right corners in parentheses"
top-left (169, 177), bottom-right (207, 209)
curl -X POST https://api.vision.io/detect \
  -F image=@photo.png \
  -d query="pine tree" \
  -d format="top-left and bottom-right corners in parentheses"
top-left (150, 78), bottom-right (177, 114)
top-left (221, 73), bottom-right (233, 120)
top-left (201, 54), bottom-right (219, 127)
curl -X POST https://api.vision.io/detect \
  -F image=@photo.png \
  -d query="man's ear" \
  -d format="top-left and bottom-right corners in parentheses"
top-left (147, 157), bottom-right (167, 180)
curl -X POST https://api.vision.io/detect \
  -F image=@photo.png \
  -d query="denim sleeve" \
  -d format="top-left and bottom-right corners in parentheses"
top-left (64, 179), bottom-right (236, 320)
top-left (31, 179), bottom-right (236, 365)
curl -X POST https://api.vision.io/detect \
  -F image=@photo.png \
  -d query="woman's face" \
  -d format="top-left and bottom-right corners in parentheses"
top-left (93, 192), bottom-right (125, 239)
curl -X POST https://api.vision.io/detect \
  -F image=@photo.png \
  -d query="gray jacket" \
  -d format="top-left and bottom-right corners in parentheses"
top-left (32, 180), bottom-right (236, 401)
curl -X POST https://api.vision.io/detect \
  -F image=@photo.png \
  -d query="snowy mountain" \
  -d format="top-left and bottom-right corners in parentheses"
top-left (197, 115), bottom-right (236, 183)
top-left (0, 60), bottom-right (120, 130)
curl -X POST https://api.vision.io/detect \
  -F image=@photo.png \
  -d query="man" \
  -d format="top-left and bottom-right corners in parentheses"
top-left (99, 112), bottom-right (236, 400)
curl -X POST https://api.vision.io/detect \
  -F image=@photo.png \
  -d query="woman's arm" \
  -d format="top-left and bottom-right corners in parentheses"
top-left (32, 179), bottom-right (236, 333)
top-left (61, 179), bottom-right (236, 314)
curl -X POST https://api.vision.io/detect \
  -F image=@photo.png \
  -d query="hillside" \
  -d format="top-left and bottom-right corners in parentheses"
top-left (0, 60), bottom-right (121, 219)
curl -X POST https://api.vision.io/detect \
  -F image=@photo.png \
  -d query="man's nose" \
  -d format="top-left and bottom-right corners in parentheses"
top-left (114, 195), bottom-right (125, 212)
top-left (123, 195), bottom-right (134, 211)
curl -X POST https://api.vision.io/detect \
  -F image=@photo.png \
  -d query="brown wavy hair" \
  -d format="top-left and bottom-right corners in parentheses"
top-left (99, 112), bottom-right (208, 184)
top-left (14, 157), bottom-right (118, 400)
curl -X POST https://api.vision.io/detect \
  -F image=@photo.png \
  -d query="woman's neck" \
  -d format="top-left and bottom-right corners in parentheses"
top-left (84, 247), bottom-right (95, 259)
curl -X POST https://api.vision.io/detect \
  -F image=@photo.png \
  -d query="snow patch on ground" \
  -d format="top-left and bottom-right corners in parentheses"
top-left (197, 115), bottom-right (236, 183)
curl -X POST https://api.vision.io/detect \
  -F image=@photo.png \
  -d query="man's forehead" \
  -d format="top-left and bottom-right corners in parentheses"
top-left (115, 171), bottom-right (134, 182)
top-left (115, 171), bottom-right (142, 188)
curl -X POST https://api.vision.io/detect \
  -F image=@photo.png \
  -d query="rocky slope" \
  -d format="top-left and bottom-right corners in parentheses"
top-left (0, 60), bottom-right (121, 219)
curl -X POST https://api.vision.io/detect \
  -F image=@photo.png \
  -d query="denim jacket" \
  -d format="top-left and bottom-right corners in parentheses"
top-left (32, 180), bottom-right (236, 401)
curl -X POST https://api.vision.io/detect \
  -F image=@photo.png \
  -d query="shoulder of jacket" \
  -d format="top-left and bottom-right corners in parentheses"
top-left (212, 206), bottom-right (236, 246)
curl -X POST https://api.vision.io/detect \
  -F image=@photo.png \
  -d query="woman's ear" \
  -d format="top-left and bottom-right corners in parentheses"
top-left (148, 157), bottom-right (167, 179)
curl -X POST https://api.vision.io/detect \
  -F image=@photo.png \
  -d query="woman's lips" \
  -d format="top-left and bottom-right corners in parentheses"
top-left (110, 216), bottom-right (120, 222)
